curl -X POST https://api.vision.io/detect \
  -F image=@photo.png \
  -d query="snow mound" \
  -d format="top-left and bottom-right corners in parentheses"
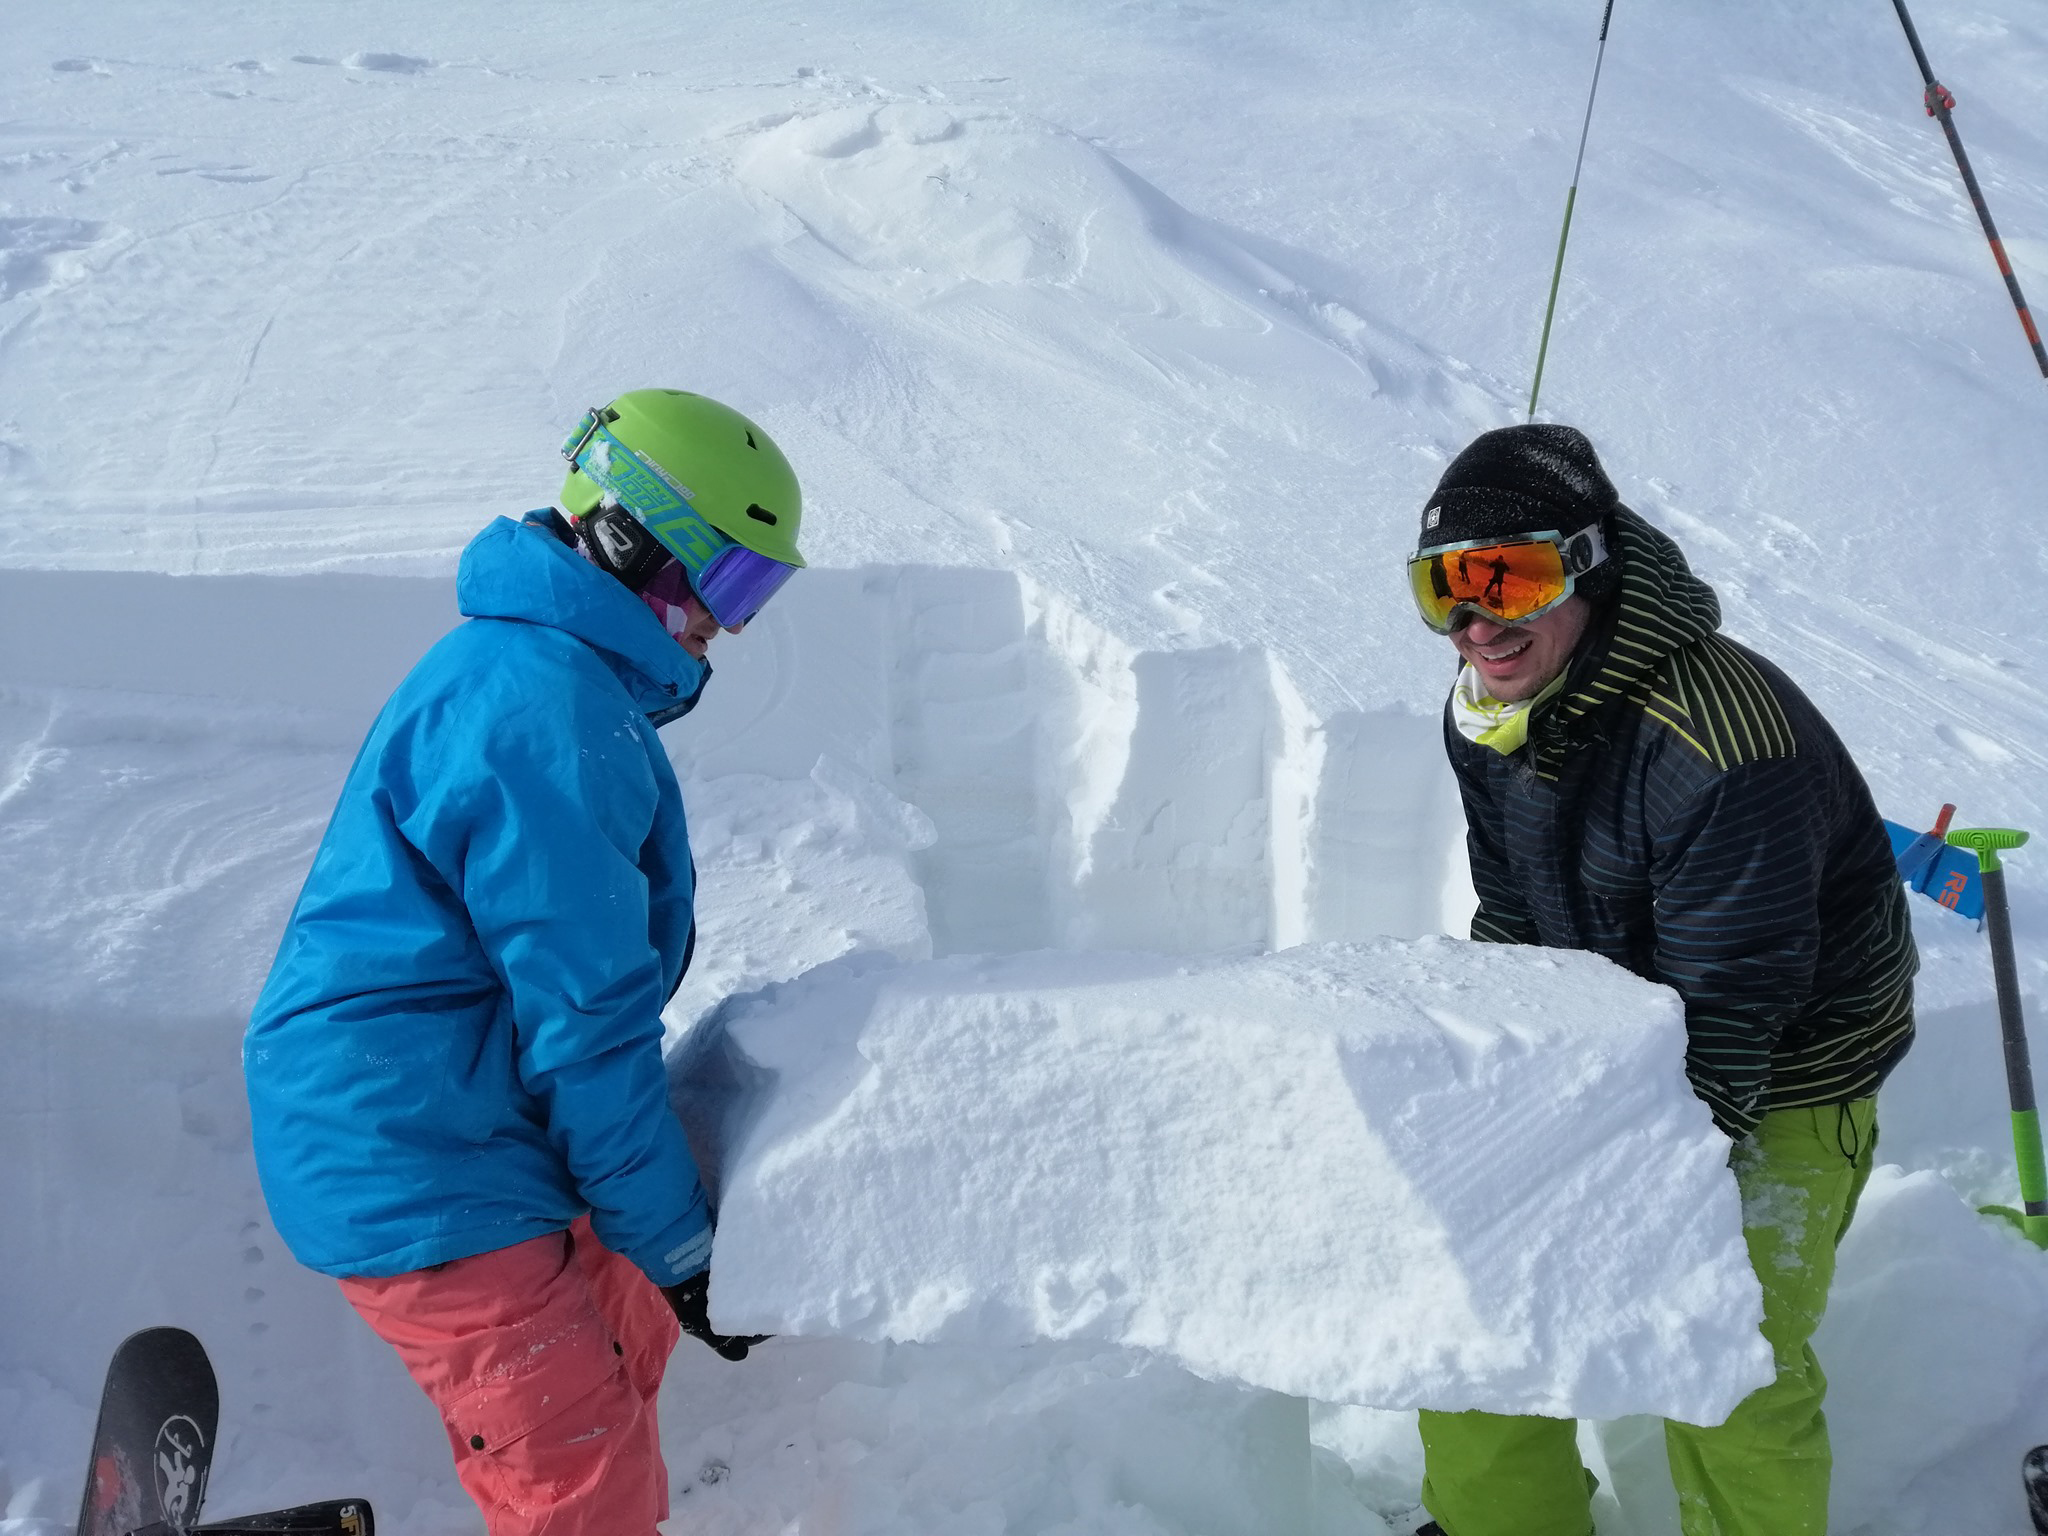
top-left (673, 939), bottom-right (1770, 1425)
top-left (723, 103), bottom-right (1502, 703)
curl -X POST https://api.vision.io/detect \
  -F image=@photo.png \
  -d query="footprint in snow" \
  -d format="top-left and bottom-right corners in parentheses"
top-left (344, 51), bottom-right (436, 74)
top-left (788, 104), bottom-right (963, 159)
top-left (291, 52), bottom-right (436, 74)
top-left (153, 163), bottom-right (275, 183)
top-left (0, 216), bottom-right (111, 302)
top-left (52, 58), bottom-right (113, 76)
top-left (1935, 721), bottom-right (2017, 767)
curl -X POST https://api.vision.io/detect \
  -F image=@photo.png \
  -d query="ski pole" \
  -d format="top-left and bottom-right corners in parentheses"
top-left (1946, 826), bottom-right (2048, 1247)
top-left (1887, 0), bottom-right (2048, 381)
top-left (1528, 0), bottom-right (1618, 420)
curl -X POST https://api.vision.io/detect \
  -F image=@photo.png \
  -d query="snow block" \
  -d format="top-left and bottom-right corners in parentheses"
top-left (671, 939), bottom-right (1771, 1425)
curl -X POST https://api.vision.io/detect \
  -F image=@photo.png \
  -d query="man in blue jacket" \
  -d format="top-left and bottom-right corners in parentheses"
top-left (245, 390), bottom-right (806, 1536)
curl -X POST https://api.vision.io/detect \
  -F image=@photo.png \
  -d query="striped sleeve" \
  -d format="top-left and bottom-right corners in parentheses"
top-left (1649, 755), bottom-right (1832, 1137)
top-left (1446, 721), bottom-right (1539, 948)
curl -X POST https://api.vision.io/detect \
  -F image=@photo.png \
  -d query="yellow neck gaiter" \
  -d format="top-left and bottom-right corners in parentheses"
top-left (1449, 664), bottom-right (1567, 756)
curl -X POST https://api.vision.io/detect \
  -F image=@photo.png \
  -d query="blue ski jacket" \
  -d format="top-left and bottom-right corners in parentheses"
top-left (245, 511), bottom-right (715, 1287)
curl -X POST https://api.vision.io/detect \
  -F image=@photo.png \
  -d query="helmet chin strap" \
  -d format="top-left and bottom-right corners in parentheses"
top-left (576, 502), bottom-right (671, 592)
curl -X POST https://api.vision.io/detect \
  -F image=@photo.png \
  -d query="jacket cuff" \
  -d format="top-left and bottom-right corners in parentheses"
top-left (635, 1209), bottom-right (714, 1286)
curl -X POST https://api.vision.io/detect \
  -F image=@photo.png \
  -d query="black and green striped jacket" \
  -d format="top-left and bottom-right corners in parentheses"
top-left (1447, 506), bottom-right (1916, 1137)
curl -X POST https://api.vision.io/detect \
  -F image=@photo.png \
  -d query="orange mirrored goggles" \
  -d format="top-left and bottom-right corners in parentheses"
top-left (1407, 526), bottom-right (1608, 634)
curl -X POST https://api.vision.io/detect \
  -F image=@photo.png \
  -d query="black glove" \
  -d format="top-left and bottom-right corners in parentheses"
top-left (662, 1270), bottom-right (769, 1361)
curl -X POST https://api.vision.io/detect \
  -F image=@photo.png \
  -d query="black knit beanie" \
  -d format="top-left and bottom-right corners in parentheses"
top-left (1418, 424), bottom-right (1622, 602)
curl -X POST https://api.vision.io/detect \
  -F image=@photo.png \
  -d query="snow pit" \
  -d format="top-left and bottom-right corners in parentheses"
top-left (672, 939), bottom-right (1772, 1426)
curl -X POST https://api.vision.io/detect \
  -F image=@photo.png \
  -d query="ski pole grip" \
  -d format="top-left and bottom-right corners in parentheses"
top-left (1948, 826), bottom-right (2031, 873)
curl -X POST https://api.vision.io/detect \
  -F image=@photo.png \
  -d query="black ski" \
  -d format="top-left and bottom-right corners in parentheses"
top-left (2024, 1444), bottom-right (2048, 1534)
top-left (75, 1328), bottom-right (220, 1536)
top-left (131, 1498), bottom-right (375, 1536)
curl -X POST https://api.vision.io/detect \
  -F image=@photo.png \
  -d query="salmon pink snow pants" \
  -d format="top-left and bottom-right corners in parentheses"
top-left (339, 1215), bottom-right (681, 1536)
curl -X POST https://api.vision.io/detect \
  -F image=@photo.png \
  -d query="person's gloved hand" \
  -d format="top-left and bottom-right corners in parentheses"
top-left (661, 1270), bottom-right (769, 1361)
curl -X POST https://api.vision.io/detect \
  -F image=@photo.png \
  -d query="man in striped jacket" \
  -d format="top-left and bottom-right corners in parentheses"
top-left (1405, 424), bottom-right (1916, 1536)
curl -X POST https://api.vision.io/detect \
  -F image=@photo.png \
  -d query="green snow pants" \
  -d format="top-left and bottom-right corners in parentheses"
top-left (1416, 1099), bottom-right (1877, 1536)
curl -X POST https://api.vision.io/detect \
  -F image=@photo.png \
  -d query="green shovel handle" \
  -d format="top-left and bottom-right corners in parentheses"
top-left (1947, 827), bottom-right (2031, 873)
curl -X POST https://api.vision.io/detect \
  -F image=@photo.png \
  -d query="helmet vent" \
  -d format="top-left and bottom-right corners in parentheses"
top-left (746, 504), bottom-right (778, 526)
top-left (745, 430), bottom-right (758, 449)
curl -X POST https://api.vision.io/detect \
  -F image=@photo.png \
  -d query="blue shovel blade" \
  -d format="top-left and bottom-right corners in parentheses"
top-left (1884, 819), bottom-right (1985, 921)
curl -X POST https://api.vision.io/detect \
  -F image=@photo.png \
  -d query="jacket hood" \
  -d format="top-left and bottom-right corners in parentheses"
top-left (1531, 504), bottom-right (1721, 774)
top-left (456, 512), bottom-right (708, 721)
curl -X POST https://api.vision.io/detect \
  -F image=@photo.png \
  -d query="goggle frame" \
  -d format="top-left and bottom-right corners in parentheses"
top-left (1407, 524), bottom-right (1609, 635)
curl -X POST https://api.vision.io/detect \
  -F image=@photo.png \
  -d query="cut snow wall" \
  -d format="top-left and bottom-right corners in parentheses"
top-left (0, 561), bottom-right (1469, 995)
top-left (0, 567), bottom-right (459, 738)
top-left (890, 568), bottom-right (1055, 956)
top-left (1305, 709), bottom-right (1467, 945)
top-left (674, 565), bottom-right (1468, 961)
top-left (1062, 641), bottom-right (1277, 953)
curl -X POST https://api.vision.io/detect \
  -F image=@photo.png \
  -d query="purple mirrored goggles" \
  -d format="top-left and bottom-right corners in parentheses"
top-left (674, 536), bottom-right (795, 630)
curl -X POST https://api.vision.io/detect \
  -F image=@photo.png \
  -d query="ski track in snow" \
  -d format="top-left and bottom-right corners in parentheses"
top-left (5, 2), bottom-right (2048, 1533)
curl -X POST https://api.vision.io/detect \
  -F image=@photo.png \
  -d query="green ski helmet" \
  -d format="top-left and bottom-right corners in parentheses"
top-left (559, 389), bottom-right (804, 627)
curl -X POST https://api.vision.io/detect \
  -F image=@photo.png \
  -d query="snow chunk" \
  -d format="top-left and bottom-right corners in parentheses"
top-left (673, 939), bottom-right (1770, 1425)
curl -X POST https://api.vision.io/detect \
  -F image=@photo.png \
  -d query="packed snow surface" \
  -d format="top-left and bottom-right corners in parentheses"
top-left (679, 942), bottom-right (1768, 1424)
top-left (5, 0), bottom-right (2048, 1534)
